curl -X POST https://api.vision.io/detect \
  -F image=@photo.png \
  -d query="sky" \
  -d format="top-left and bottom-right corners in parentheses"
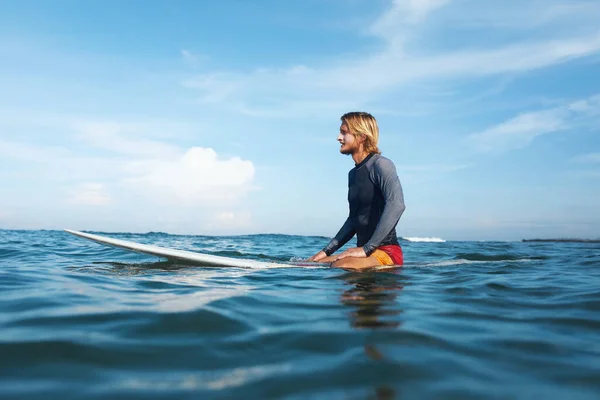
top-left (1, 0), bottom-right (599, 241)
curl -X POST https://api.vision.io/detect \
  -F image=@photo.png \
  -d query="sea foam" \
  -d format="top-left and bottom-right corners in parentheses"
top-left (403, 237), bottom-right (446, 243)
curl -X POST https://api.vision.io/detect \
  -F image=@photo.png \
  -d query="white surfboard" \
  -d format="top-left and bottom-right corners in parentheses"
top-left (64, 229), bottom-right (324, 269)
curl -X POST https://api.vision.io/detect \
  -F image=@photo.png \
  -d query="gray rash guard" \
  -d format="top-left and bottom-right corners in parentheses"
top-left (323, 153), bottom-right (405, 257)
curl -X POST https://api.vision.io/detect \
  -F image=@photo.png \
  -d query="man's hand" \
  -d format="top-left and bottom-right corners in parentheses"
top-left (335, 247), bottom-right (366, 260)
top-left (308, 251), bottom-right (327, 262)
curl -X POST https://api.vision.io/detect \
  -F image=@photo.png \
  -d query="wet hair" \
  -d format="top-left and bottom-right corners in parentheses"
top-left (341, 111), bottom-right (381, 154)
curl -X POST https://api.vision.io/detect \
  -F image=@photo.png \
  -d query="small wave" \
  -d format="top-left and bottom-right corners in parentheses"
top-left (456, 253), bottom-right (546, 262)
top-left (0, 248), bottom-right (25, 258)
top-left (403, 237), bottom-right (446, 243)
top-left (418, 259), bottom-right (478, 267)
top-left (414, 257), bottom-right (539, 268)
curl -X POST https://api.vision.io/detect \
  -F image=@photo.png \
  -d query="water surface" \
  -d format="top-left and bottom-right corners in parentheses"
top-left (1, 230), bottom-right (599, 399)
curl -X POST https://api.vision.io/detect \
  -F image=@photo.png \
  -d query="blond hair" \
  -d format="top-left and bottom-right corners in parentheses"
top-left (341, 112), bottom-right (381, 154)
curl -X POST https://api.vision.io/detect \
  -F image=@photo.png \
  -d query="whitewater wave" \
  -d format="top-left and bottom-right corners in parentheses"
top-left (403, 237), bottom-right (446, 243)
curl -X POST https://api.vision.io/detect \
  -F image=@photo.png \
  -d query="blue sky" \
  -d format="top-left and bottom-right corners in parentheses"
top-left (1, 0), bottom-right (599, 240)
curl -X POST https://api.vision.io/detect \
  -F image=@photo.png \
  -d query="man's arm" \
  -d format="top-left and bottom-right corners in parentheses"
top-left (362, 158), bottom-right (405, 256)
top-left (322, 216), bottom-right (356, 256)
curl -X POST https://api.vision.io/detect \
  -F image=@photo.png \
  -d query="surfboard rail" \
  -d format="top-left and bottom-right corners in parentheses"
top-left (64, 229), bottom-right (322, 269)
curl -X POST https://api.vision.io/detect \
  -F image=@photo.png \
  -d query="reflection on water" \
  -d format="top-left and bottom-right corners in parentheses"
top-left (340, 272), bottom-right (404, 329)
top-left (68, 260), bottom-right (190, 276)
top-left (65, 261), bottom-right (254, 313)
top-left (340, 272), bottom-right (405, 399)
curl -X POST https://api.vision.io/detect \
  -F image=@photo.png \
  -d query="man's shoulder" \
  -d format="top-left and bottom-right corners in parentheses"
top-left (370, 154), bottom-right (397, 172)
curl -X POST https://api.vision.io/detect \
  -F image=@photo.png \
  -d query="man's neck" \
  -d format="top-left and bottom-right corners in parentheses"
top-left (352, 149), bottom-right (370, 165)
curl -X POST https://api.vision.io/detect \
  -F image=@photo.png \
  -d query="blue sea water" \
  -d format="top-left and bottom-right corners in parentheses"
top-left (1, 229), bottom-right (599, 399)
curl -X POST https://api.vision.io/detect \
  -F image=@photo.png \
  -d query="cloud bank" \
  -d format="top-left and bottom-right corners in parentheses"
top-left (469, 94), bottom-right (600, 152)
top-left (182, 0), bottom-right (600, 117)
top-left (0, 116), bottom-right (256, 231)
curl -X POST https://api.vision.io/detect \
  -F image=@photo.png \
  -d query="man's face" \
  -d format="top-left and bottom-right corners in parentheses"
top-left (338, 123), bottom-right (360, 155)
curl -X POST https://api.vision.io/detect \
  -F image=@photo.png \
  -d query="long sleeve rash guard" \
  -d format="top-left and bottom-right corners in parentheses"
top-left (323, 153), bottom-right (405, 257)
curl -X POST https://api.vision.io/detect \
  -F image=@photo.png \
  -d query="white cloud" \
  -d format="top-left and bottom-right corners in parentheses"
top-left (370, 0), bottom-right (452, 41)
top-left (181, 49), bottom-right (209, 69)
top-left (572, 152), bottom-right (600, 163)
top-left (182, 1), bottom-right (600, 117)
top-left (468, 93), bottom-right (600, 152)
top-left (184, 73), bottom-right (242, 104)
top-left (468, 111), bottom-right (566, 152)
top-left (1, 116), bottom-right (257, 222)
top-left (70, 183), bottom-right (112, 206)
top-left (124, 147), bottom-right (255, 205)
top-left (398, 0), bottom-right (451, 21)
top-left (181, 49), bottom-right (196, 63)
top-left (73, 121), bottom-right (182, 157)
top-left (0, 139), bottom-right (70, 162)
top-left (215, 211), bottom-right (236, 222)
top-left (206, 211), bottom-right (253, 232)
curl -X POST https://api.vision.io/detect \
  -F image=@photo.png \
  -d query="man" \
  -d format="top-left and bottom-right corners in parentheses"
top-left (308, 112), bottom-right (405, 270)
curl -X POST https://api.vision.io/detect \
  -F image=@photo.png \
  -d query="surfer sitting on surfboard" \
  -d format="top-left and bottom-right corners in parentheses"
top-left (308, 112), bottom-right (405, 270)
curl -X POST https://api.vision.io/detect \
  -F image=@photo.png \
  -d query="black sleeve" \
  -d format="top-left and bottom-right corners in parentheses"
top-left (362, 158), bottom-right (405, 256)
top-left (322, 216), bottom-right (355, 256)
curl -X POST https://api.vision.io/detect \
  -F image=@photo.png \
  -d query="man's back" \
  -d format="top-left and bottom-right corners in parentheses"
top-left (348, 153), bottom-right (405, 254)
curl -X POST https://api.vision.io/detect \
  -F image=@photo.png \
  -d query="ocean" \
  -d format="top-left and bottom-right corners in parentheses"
top-left (1, 229), bottom-right (599, 399)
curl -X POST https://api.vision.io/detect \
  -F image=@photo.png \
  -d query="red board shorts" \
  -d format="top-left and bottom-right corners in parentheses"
top-left (371, 245), bottom-right (404, 266)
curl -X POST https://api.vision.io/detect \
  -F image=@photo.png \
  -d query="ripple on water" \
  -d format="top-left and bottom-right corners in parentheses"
top-left (1, 230), bottom-right (600, 399)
